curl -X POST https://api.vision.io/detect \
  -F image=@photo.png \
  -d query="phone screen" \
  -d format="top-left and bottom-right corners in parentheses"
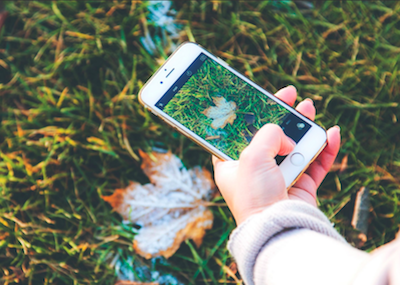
top-left (156, 53), bottom-right (311, 161)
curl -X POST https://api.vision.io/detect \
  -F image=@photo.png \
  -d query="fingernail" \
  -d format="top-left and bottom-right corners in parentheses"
top-left (334, 125), bottom-right (341, 132)
top-left (304, 98), bottom-right (314, 105)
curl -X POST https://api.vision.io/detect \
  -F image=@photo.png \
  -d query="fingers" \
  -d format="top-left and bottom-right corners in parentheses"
top-left (274, 85), bottom-right (297, 106)
top-left (211, 154), bottom-right (239, 195)
top-left (212, 155), bottom-right (220, 167)
top-left (289, 174), bottom-right (318, 205)
top-left (288, 184), bottom-right (318, 207)
top-left (240, 124), bottom-right (296, 166)
top-left (304, 126), bottom-right (341, 187)
top-left (274, 86), bottom-right (316, 121)
top-left (212, 155), bottom-right (224, 176)
top-left (289, 126), bottom-right (340, 205)
top-left (212, 155), bottom-right (237, 175)
top-left (295, 99), bottom-right (316, 121)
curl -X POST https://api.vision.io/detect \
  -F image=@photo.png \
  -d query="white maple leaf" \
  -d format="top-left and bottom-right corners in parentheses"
top-left (102, 150), bottom-right (215, 259)
top-left (202, 96), bottom-right (237, 130)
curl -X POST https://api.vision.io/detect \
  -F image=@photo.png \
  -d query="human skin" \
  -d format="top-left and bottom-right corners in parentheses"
top-left (212, 85), bottom-right (341, 225)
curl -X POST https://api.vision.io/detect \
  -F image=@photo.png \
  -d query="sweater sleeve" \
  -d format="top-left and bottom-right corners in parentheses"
top-left (227, 200), bottom-right (370, 285)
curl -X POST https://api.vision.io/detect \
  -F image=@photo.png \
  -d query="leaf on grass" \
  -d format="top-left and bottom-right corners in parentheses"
top-left (202, 97), bottom-right (237, 130)
top-left (351, 187), bottom-right (370, 247)
top-left (102, 150), bottom-right (215, 259)
top-left (111, 254), bottom-right (184, 285)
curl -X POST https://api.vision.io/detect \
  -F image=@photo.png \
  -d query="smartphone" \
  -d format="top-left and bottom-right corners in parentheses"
top-left (139, 42), bottom-right (327, 188)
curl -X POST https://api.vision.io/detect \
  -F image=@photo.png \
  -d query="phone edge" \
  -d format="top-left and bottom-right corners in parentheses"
top-left (138, 41), bottom-right (328, 188)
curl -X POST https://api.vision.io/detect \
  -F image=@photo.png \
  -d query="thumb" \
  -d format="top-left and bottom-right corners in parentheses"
top-left (240, 124), bottom-right (296, 166)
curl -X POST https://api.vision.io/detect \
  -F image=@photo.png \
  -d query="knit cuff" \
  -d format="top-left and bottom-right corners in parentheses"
top-left (227, 200), bottom-right (346, 285)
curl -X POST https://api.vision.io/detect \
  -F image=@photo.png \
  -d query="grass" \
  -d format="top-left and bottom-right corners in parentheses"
top-left (1, 1), bottom-right (400, 284)
top-left (163, 57), bottom-right (289, 160)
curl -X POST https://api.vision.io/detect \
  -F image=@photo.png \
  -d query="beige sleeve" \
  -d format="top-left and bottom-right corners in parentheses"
top-left (228, 200), bottom-right (400, 285)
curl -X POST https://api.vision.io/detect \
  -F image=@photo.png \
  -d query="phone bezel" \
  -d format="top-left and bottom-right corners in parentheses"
top-left (139, 42), bottom-right (327, 188)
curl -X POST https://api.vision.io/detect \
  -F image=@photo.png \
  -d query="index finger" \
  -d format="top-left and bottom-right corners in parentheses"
top-left (212, 155), bottom-right (223, 167)
top-left (274, 85), bottom-right (297, 106)
top-left (304, 126), bottom-right (341, 187)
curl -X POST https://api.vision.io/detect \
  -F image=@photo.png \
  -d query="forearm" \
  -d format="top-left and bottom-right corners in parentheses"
top-left (253, 228), bottom-right (369, 285)
top-left (228, 200), bottom-right (369, 285)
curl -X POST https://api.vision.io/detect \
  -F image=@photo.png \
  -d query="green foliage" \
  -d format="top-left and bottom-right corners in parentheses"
top-left (1, 1), bottom-right (400, 284)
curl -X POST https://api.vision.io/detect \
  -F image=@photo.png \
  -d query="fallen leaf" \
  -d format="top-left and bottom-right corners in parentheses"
top-left (102, 150), bottom-right (215, 259)
top-left (111, 254), bottom-right (184, 285)
top-left (202, 97), bottom-right (237, 130)
top-left (351, 187), bottom-right (370, 247)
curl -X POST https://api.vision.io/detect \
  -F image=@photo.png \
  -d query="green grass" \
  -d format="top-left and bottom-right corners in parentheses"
top-left (163, 57), bottom-right (289, 160)
top-left (1, 1), bottom-right (400, 284)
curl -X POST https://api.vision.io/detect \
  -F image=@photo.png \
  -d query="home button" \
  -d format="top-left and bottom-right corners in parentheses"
top-left (290, 153), bottom-right (304, 166)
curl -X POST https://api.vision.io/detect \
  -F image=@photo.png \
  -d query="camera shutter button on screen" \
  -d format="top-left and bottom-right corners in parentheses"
top-left (290, 152), bottom-right (304, 166)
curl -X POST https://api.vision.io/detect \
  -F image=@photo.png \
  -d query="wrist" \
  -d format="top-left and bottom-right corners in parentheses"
top-left (235, 195), bottom-right (289, 225)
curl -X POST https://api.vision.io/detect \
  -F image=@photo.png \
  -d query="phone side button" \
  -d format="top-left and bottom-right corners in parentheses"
top-left (290, 152), bottom-right (304, 166)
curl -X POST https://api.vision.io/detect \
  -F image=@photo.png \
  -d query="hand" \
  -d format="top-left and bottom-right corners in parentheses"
top-left (212, 85), bottom-right (341, 225)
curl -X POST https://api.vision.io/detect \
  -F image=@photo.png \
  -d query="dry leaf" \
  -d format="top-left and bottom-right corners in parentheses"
top-left (102, 150), bottom-right (215, 259)
top-left (351, 187), bottom-right (370, 247)
top-left (351, 186), bottom-right (370, 235)
top-left (111, 254), bottom-right (184, 285)
top-left (202, 97), bottom-right (237, 129)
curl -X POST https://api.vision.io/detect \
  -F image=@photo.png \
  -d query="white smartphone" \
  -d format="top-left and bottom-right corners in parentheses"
top-left (139, 42), bottom-right (327, 188)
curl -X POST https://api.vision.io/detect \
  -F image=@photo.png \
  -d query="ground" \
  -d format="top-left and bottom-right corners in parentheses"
top-left (1, 1), bottom-right (400, 284)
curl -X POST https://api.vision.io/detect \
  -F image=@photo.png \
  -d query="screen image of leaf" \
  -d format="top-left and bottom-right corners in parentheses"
top-left (163, 58), bottom-right (290, 160)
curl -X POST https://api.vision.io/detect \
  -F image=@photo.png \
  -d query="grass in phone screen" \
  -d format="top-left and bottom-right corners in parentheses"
top-left (163, 58), bottom-right (289, 160)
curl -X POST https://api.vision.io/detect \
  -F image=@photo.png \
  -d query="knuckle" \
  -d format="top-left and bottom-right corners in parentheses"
top-left (239, 145), bottom-right (262, 167)
top-left (239, 146), bottom-right (251, 160)
top-left (239, 146), bottom-right (255, 163)
top-left (260, 123), bottom-right (282, 137)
